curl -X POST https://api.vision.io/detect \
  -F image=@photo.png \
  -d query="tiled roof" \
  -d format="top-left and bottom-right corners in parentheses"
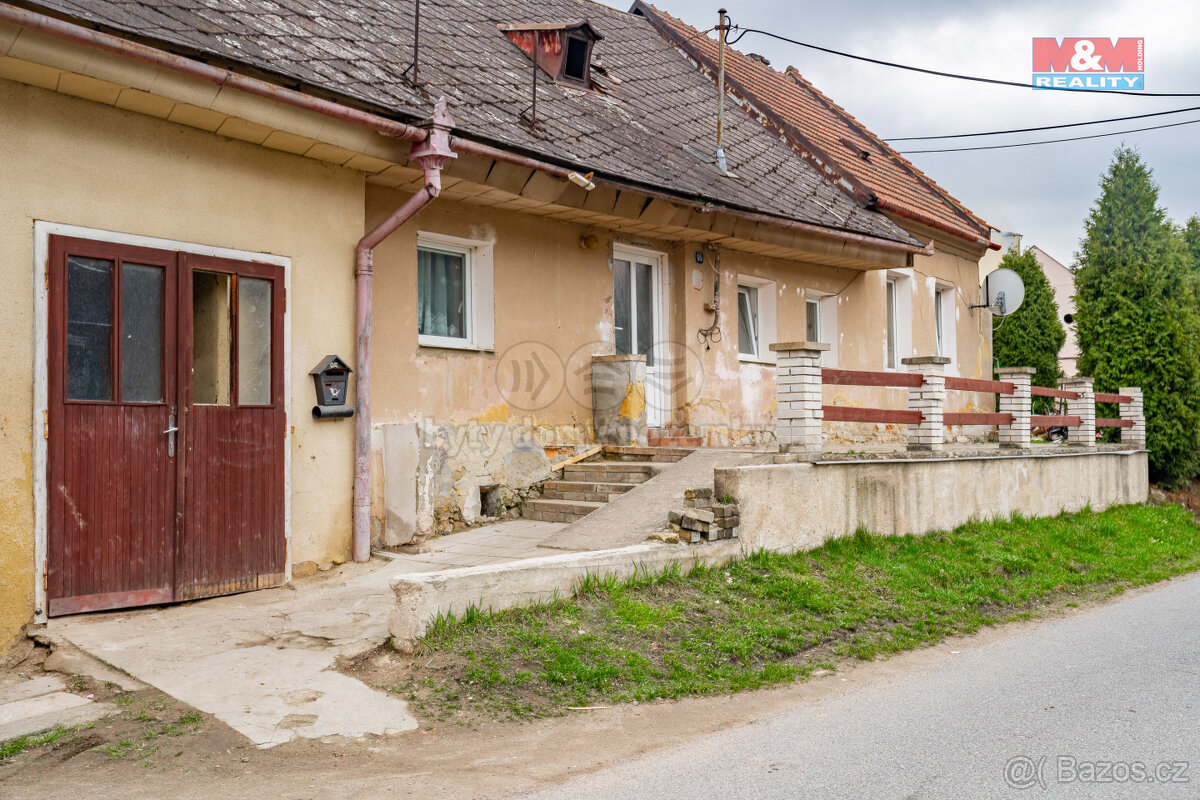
top-left (16, 0), bottom-right (921, 248)
top-left (634, 2), bottom-right (993, 248)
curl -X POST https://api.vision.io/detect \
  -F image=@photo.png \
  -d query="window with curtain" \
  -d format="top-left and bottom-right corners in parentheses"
top-left (417, 246), bottom-right (469, 342)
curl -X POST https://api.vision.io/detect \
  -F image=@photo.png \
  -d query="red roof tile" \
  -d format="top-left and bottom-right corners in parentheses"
top-left (635, 2), bottom-right (994, 249)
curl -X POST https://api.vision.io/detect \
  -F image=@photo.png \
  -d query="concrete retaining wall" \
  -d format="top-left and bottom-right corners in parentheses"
top-left (715, 449), bottom-right (1149, 553)
top-left (387, 540), bottom-right (739, 650)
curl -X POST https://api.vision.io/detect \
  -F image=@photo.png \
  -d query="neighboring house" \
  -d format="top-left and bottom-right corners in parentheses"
top-left (0, 0), bottom-right (993, 649)
top-left (633, 3), bottom-right (997, 422)
top-left (1028, 245), bottom-right (1079, 377)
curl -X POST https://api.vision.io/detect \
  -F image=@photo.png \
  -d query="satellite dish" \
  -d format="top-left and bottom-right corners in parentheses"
top-left (980, 268), bottom-right (1025, 317)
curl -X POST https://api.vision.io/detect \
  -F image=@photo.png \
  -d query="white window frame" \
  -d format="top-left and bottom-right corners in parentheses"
top-left (806, 297), bottom-right (821, 344)
top-left (805, 289), bottom-right (838, 366)
top-left (936, 281), bottom-right (955, 369)
top-left (884, 270), bottom-right (913, 370)
top-left (416, 231), bottom-right (495, 352)
top-left (736, 274), bottom-right (777, 364)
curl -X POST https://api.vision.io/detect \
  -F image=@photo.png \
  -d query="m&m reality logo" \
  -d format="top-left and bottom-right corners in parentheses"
top-left (1032, 38), bottom-right (1144, 90)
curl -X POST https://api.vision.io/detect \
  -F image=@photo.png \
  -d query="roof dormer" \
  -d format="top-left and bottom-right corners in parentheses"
top-left (500, 20), bottom-right (603, 89)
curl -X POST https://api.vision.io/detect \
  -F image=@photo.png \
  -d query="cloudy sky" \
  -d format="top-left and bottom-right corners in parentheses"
top-left (607, 0), bottom-right (1200, 264)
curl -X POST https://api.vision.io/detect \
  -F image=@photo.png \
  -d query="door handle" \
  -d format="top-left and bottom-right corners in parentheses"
top-left (164, 408), bottom-right (177, 458)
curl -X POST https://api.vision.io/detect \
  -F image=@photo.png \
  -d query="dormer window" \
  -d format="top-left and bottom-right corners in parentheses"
top-left (501, 20), bottom-right (603, 89)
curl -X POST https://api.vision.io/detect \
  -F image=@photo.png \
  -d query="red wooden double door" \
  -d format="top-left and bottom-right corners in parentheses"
top-left (46, 235), bottom-right (286, 616)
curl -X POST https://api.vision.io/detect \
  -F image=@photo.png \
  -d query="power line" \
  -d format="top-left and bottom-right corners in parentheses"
top-left (731, 27), bottom-right (1200, 98)
top-left (885, 104), bottom-right (1200, 141)
top-left (898, 116), bottom-right (1200, 153)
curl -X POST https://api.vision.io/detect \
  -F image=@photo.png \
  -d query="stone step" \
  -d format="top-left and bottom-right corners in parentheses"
top-left (523, 498), bottom-right (604, 523)
top-left (562, 461), bottom-right (659, 484)
top-left (603, 446), bottom-right (694, 463)
top-left (542, 480), bottom-right (636, 502)
top-left (647, 436), bottom-right (703, 448)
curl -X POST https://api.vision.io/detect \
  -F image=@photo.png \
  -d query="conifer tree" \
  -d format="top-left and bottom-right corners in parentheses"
top-left (1075, 147), bottom-right (1200, 487)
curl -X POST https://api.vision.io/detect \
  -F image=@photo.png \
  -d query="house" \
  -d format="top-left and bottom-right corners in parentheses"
top-left (1028, 245), bottom-right (1079, 377)
top-left (0, 0), bottom-right (994, 652)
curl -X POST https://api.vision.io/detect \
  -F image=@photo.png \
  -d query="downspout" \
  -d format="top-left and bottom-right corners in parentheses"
top-left (352, 98), bottom-right (456, 563)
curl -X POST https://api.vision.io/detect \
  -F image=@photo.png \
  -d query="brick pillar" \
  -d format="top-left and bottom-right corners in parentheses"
top-left (769, 341), bottom-right (829, 458)
top-left (1061, 377), bottom-right (1095, 447)
top-left (1119, 386), bottom-right (1146, 447)
top-left (995, 367), bottom-right (1035, 448)
top-left (901, 356), bottom-right (949, 451)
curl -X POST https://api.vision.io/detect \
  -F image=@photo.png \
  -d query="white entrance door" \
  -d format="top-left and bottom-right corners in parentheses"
top-left (612, 247), bottom-right (667, 428)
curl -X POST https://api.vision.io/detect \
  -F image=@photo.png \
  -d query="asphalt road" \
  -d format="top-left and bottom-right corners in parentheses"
top-left (512, 574), bottom-right (1200, 800)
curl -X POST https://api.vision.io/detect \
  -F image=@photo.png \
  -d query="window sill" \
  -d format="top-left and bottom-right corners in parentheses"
top-left (737, 354), bottom-right (776, 367)
top-left (418, 336), bottom-right (494, 353)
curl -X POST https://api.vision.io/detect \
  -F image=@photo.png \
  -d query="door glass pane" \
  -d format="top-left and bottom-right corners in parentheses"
top-left (417, 247), bottom-right (468, 340)
top-left (738, 287), bottom-right (758, 357)
top-left (66, 256), bottom-right (113, 401)
top-left (613, 259), bottom-right (631, 355)
top-left (635, 262), bottom-right (654, 367)
top-left (120, 263), bottom-right (163, 402)
top-left (192, 271), bottom-right (231, 405)
top-left (238, 277), bottom-right (273, 405)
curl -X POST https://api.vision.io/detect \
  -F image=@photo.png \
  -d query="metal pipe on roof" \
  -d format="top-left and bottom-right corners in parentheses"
top-left (715, 8), bottom-right (728, 172)
top-left (0, 2), bottom-right (429, 143)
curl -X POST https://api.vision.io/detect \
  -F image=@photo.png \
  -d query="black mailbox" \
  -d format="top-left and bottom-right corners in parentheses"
top-left (310, 355), bottom-right (354, 419)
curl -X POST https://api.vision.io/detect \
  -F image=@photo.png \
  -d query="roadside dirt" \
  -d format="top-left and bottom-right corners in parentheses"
top-left (0, 576), bottom-right (1182, 800)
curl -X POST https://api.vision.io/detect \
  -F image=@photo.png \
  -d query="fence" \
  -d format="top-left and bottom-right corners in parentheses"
top-left (770, 342), bottom-right (1146, 455)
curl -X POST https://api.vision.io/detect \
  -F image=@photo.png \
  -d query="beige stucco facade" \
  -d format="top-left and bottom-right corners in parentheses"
top-left (0, 19), bottom-right (994, 652)
top-left (0, 75), bottom-right (363, 650)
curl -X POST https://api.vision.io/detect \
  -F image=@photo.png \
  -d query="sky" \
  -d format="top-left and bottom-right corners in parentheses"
top-left (603, 0), bottom-right (1200, 264)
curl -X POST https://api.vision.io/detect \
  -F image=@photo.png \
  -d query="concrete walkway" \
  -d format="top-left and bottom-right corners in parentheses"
top-left (539, 449), bottom-right (772, 552)
top-left (45, 519), bottom-right (567, 749)
top-left (0, 674), bottom-right (117, 741)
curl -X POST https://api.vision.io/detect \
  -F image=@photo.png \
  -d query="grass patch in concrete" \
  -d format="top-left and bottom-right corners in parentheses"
top-left (0, 727), bottom-right (69, 761)
top-left (383, 504), bottom-right (1200, 721)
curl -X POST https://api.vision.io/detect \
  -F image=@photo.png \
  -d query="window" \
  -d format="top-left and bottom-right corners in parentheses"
top-left (564, 36), bottom-right (589, 82)
top-left (885, 278), bottom-right (897, 370)
top-left (934, 290), bottom-right (944, 356)
top-left (737, 285), bottom-right (760, 358)
top-left (416, 233), bottom-right (495, 351)
top-left (806, 298), bottom-right (821, 343)
top-left (935, 285), bottom-right (956, 366)
top-left (884, 272), bottom-right (913, 369)
top-left (735, 275), bottom-right (777, 363)
top-left (418, 246), bottom-right (470, 342)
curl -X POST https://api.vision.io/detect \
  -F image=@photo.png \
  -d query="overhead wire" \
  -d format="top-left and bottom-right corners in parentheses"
top-left (728, 26), bottom-right (1199, 99)
top-left (884, 104), bottom-right (1200, 141)
top-left (897, 116), bottom-right (1200, 153)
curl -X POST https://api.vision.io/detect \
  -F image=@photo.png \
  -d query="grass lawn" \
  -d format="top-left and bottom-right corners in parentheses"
top-left (383, 504), bottom-right (1200, 721)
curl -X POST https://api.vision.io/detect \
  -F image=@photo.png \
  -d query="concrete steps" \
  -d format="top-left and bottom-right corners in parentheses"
top-left (522, 498), bottom-right (605, 523)
top-left (542, 480), bottom-right (636, 502)
top-left (526, 446), bottom-right (697, 524)
top-left (604, 446), bottom-right (694, 463)
top-left (648, 427), bottom-right (704, 448)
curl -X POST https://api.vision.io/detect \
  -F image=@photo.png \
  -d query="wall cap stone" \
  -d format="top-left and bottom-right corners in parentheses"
top-left (995, 366), bottom-right (1037, 375)
top-left (1061, 376), bottom-right (1094, 387)
top-left (901, 356), bottom-right (951, 365)
top-left (769, 341), bottom-right (830, 352)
